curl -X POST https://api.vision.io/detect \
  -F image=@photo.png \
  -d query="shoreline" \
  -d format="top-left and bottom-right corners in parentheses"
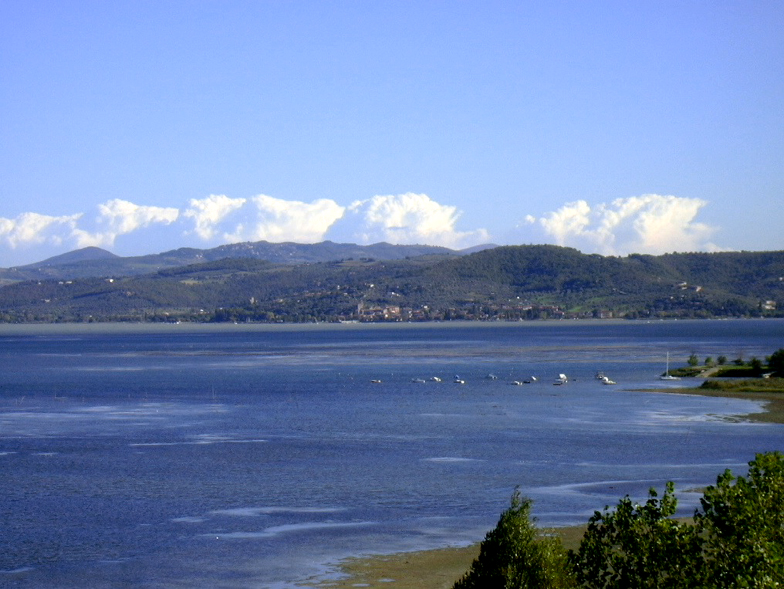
top-left (651, 386), bottom-right (784, 425)
top-left (0, 317), bottom-right (775, 335)
top-left (313, 525), bottom-right (588, 589)
top-left (312, 544), bottom-right (480, 589)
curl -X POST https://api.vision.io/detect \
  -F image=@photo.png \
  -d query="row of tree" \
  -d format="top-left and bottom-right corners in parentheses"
top-left (454, 451), bottom-right (784, 588)
top-left (682, 349), bottom-right (784, 377)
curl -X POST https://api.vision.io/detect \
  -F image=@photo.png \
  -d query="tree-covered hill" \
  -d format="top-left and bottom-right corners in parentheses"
top-left (0, 241), bottom-right (463, 284)
top-left (0, 245), bottom-right (781, 322)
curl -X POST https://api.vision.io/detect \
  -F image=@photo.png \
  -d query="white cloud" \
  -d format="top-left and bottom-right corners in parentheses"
top-left (528, 194), bottom-right (720, 255)
top-left (184, 194), bottom-right (247, 240)
top-left (0, 212), bottom-right (82, 248)
top-left (538, 200), bottom-right (593, 246)
top-left (344, 193), bottom-right (489, 249)
top-left (72, 199), bottom-right (180, 248)
top-left (222, 194), bottom-right (345, 243)
top-left (2, 190), bottom-right (724, 267)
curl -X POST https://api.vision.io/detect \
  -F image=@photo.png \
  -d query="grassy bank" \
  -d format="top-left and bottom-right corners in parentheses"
top-left (314, 525), bottom-right (587, 589)
top-left (658, 378), bottom-right (784, 424)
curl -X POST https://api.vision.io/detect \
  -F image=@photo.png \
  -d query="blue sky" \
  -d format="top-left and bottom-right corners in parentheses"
top-left (1, 1), bottom-right (782, 266)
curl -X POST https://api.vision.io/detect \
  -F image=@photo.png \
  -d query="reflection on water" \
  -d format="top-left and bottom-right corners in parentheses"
top-left (1, 320), bottom-right (783, 587)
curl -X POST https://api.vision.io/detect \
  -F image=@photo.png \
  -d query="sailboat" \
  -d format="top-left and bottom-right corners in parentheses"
top-left (660, 352), bottom-right (681, 380)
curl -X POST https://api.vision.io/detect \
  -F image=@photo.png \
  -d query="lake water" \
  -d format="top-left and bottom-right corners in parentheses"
top-left (1, 319), bottom-right (783, 588)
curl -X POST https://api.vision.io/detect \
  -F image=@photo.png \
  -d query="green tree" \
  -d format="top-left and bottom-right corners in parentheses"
top-left (696, 451), bottom-right (784, 588)
top-left (453, 489), bottom-right (575, 589)
top-left (717, 355), bottom-right (727, 365)
top-left (768, 348), bottom-right (784, 377)
top-left (569, 482), bottom-right (704, 588)
top-left (459, 453), bottom-right (784, 589)
top-left (688, 353), bottom-right (699, 367)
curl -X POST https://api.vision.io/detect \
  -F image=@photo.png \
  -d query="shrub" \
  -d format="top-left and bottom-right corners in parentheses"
top-left (458, 453), bottom-right (784, 588)
top-left (568, 482), bottom-right (704, 588)
top-left (696, 451), bottom-right (784, 587)
top-left (769, 349), bottom-right (784, 377)
top-left (453, 488), bottom-right (575, 589)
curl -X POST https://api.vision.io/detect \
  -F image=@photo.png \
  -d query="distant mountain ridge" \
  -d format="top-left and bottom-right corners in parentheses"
top-left (27, 246), bottom-right (120, 268)
top-left (0, 244), bottom-right (781, 323)
top-left (0, 241), bottom-right (494, 283)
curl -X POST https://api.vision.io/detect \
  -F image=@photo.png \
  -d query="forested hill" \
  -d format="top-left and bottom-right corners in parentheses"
top-left (0, 241), bottom-right (463, 283)
top-left (0, 245), bottom-right (781, 322)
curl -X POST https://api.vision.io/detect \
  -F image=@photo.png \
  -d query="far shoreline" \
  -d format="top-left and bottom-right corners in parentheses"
top-left (0, 316), bottom-right (778, 336)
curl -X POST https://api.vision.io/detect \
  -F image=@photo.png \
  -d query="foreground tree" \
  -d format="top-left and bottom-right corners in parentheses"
top-left (456, 453), bottom-right (784, 588)
top-left (569, 482), bottom-right (704, 588)
top-left (453, 488), bottom-right (575, 589)
top-left (696, 451), bottom-right (784, 587)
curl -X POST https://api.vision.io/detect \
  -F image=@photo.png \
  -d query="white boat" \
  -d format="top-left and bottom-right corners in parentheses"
top-left (429, 376), bottom-right (442, 382)
top-left (553, 373), bottom-right (568, 385)
top-left (660, 352), bottom-right (681, 380)
top-left (596, 371), bottom-right (616, 384)
top-left (411, 378), bottom-right (426, 383)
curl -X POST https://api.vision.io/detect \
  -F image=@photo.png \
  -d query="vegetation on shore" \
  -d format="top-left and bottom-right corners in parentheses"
top-left (651, 349), bottom-right (784, 424)
top-left (453, 452), bottom-right (784, 588)
top-left (699, 378), bottom-right (784, 393)
top-left (325, 453), bottom-right (784, 588)
top-left (666, 348), bottom-right (784, 379)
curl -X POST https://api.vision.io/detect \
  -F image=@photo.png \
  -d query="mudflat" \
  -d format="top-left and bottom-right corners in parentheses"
top-left (656, 384), bottom-right (784, 424)
top-left (315, 525), bottom-right (587, 588)
top-left (315, 544), bottom-right (480, 589)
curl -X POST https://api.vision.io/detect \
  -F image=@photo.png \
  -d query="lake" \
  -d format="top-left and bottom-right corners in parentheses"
top-left (1, 319), bottom-right (783, 588)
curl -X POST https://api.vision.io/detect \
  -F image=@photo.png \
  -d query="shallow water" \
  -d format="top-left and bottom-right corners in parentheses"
top-left (1, 320), bottom-right (783, 587)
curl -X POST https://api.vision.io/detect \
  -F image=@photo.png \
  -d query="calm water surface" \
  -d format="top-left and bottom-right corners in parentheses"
top-left (1, 320), bottom-right (783, 587)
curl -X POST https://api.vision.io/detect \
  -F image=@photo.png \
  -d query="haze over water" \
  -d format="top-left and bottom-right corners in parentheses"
top-left (1, 320), bottom-right (783, 587)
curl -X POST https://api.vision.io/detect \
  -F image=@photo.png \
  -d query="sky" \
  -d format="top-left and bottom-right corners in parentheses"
top-left (1, 1), bottom-right (782, 267)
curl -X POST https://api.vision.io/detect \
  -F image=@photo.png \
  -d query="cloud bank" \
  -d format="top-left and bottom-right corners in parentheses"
top-left (345, 193), bottom-right (490, 249)
top-left (0, 191), bottom-right (722, 266)
top-left (0, 212), bottom-right (82, 249)
top-left (183, 194), bottom-right (247, 240)
top-left (521, 194), bottom-right (721, 255)
top-left (72, 199), bottom-right (180, 248)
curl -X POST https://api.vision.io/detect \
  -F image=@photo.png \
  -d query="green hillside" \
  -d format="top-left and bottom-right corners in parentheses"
top-left (0, 246), bottom-right (781, 323)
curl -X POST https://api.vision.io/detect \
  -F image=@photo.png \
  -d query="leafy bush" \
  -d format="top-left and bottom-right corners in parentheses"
top-left (569, 481), bottom-right (704, 588)
top-left (453, 488), bottom-right (575, 589)
top-left (696, 451), bottom-right (784, 587)
top-left (769, 349), bottom-right (784, 377)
